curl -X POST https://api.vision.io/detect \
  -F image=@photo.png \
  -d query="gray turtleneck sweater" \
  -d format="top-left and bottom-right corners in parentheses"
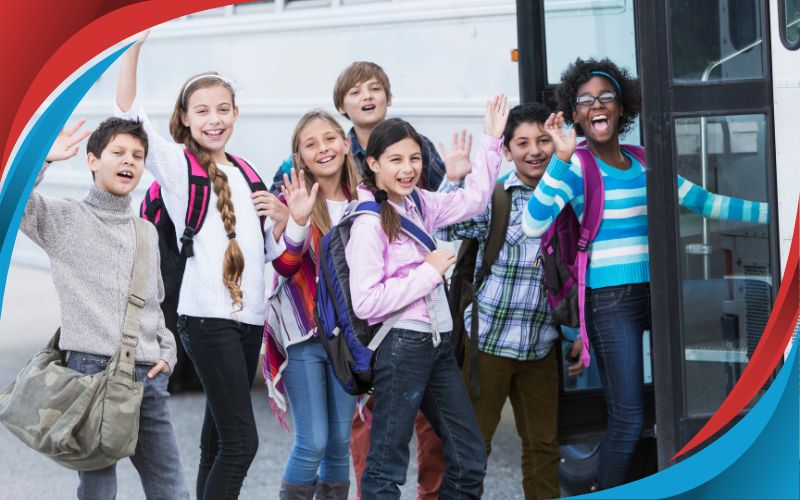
top-left (20, 165), bottom-right (177, 368)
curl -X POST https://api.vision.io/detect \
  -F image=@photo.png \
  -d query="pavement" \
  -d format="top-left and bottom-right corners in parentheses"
top-left (0, 264), bottom-right (525, 499)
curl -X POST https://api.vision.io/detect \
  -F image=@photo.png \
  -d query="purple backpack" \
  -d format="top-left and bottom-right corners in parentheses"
top-left (540, 143), bottom-right (646, 367)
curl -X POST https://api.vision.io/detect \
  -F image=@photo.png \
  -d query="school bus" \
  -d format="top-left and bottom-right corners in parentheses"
top-left (514, 0), bottom-right (799, 494)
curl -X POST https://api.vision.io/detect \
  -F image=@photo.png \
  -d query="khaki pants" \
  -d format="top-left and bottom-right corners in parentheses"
top-left (470, 349), bottom-right (559, 500)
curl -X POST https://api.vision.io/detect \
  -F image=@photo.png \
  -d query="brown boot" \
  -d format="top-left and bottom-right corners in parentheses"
top-left (315, 481), bottom-right (350, 500)
top-left (279, 480), bottom-right (318, 500)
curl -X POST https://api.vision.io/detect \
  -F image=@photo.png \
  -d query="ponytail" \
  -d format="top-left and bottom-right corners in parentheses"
top-left (361, 169), bottom-right (402, 242)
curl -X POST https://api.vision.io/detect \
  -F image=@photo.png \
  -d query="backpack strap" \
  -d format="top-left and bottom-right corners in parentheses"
top-left (227, 152), bottom-right (268, 236)
top-left (140, 181), bottom-right (164, 225)
top-left (574, 147), bottom-right (605, 368)
top-left (180, 150), bottom-right (270, 259)
top-left (180, 150), bottom-right (212, 259)
top-left (351, 201), bottom-right (437, 252)
top-left (467, 183), bottom-right (511, 398)
top-left (621, 144), bottom-right (647, 166)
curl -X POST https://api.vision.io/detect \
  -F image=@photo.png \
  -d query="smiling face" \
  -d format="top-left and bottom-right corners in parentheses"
top-left (572, 76), bottom-right (622, 145)
top-left (180, 84), bottom-right (238, 156)
top-left (504, 121), bottom-right (554, 187)
top-left (339, 77), bottom-right (390, 129)
top-left (296, 118), bottom-right (349, 182)
top-left (89, 133), bottom-right (146, 196)
top-left (367, 137), bottom-right (422, 203)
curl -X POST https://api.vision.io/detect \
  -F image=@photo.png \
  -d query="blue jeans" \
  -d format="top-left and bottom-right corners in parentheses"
top-left (66, 351), bottom-right (189, 500)
top-left (178, 316), bottom-right (262, 500)
top-left (282, 336), bottom-right (356, 485)
top-left (361, 329), bottom-right (486, 499)
top-left (585, 283), bottom-right (651, 489)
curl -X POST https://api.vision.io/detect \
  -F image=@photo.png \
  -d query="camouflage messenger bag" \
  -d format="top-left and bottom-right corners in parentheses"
top-left (0, 218), bottom-right (150, 471)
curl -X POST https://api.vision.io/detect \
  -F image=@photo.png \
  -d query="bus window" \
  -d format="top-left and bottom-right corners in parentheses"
top-left (673, 113), bottom-right (772, 417)
top-left (669, 0), bottom-right (765, 82)
top-left (542, 0), bottom-right (641, 143)
top-left (780, 0), bottom-right (800, 49)
top-left (543, 0), bottom-right (636, 86)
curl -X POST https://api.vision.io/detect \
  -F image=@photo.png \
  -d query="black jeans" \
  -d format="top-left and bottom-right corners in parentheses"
top-left (178, 316), bottom-right (262, 500)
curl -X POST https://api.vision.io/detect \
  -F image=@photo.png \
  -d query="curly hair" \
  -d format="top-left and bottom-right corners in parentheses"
top-left (554, 58), bottom-right (641, 137)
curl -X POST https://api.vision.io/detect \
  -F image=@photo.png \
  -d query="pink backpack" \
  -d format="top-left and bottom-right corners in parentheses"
top-left (540, 143), bottom-right (646, 367)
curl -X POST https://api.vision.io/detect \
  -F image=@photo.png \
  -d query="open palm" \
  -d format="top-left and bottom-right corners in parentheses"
top-left (440, 130), bottom-right (473, 182)
top-left (543, 112), bottom-right (577, 162)
top-left (281, 168), bottom-right (319, 227)
top-left (483, 94), bottom-right (511, 139)
top-left (46, 119), bottom-right (91, 163)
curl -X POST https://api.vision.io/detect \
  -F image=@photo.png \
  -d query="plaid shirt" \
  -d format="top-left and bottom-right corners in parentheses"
top-left (270, 127), bottom-right (446, 194)
top-left (436, 171), bottom-right (557, 360)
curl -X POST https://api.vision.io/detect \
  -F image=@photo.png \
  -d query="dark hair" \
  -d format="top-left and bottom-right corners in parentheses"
top-left (86, 117), bottom-right (148, 159)
top-left (362, 118), bottom-right (423, 241)
top-left (503, 103), bottom-right (552, 148)
top-left (555, 57), bottom-right (641, 137)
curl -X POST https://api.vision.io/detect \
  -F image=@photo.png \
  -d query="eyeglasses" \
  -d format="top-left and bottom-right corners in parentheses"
top-left (574, 91), bottom-right (617, 108)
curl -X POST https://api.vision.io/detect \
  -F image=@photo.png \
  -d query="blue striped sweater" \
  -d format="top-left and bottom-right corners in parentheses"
top-left (522, 150), bottom-right (769, 289)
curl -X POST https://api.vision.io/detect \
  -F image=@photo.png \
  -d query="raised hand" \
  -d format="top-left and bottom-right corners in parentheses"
top-left (543, 112), bottom-right (577, 163)
top-left (251, 190), bottom-right (289, 241)
top-left (46, 119), bottom-right (91, 163)
top-left (483, 94), bottom-right (511, 139)
top-left (425, 248), bottom-right (456, 276)
top-left (117, 30), bottom-right (150, 113)
top-left (440, 130), bottom-right (473, 182)
top-left (125, 29), bottom-right (149, 47)
top-left (280, 168), bottom-right (319, 227)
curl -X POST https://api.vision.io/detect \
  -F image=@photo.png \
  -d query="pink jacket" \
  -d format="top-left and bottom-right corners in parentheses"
top-left (345, 133), bottom-right (503, 326)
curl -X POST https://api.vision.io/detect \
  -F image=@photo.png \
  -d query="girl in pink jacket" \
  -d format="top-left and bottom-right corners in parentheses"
top-left (345, 96), bottom-right (509, 499)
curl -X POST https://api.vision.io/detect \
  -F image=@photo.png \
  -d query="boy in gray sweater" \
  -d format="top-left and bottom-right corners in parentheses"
top-left (20, 117), bottom-right (189, 499)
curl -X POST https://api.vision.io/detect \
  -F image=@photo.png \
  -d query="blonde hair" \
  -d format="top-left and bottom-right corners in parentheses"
top-left (169, 72), bottom-right (244, 311)
top-left (290, 110), bottom-right (360, 235)
top-left (332, 62), bottom-right (392, 119)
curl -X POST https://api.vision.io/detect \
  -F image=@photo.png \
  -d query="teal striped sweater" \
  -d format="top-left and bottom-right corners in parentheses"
top-left (522, 151), bottom-right (769, 289)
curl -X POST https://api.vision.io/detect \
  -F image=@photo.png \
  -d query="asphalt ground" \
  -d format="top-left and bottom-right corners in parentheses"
top-left (0, 264), bottom-right (526, 499)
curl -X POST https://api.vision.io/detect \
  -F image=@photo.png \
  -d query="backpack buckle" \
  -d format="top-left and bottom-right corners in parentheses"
top-left (128, 293), bottom-right (145, 308)
top-left (577, 237), bottom-right (589, 252)
top-left (180, 227), bottom-right (196, 258)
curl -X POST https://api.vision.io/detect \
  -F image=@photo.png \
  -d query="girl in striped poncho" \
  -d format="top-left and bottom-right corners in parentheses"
top-left (264, 110), bottom-right (361, 500)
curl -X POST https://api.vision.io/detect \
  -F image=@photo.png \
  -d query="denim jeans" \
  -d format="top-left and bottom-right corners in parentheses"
top-left (178, 316), bottom-right (262, 500)
top-left (66, 351), bottom-right (189, 500)
top-left (585, 283), bottom-right (651, 489)
top-left (361, 329), bottom-right (486, 499)
top-left (281, 336), bottom-right (356, 485)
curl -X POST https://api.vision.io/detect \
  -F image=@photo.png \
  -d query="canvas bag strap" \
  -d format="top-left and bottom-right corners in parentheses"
top-left (116, 218), bottom-right (150, 377)
top-left (574, 147), bottom-right (605, 368)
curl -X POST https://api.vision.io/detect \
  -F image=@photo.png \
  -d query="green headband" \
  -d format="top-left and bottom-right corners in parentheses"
top-left (590, 70), bottom-right (622, 96)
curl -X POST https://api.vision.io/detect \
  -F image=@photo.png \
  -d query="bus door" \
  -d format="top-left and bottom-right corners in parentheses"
top-left (636, 0), bottom-right (780, 466)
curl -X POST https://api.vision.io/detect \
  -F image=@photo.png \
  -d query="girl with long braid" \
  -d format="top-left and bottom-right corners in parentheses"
top-left (115, 32), bottom-right (310, 499)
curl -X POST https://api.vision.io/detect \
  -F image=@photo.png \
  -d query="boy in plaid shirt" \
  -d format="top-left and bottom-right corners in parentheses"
top-left (436, 103), bottom-right (583, 500)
